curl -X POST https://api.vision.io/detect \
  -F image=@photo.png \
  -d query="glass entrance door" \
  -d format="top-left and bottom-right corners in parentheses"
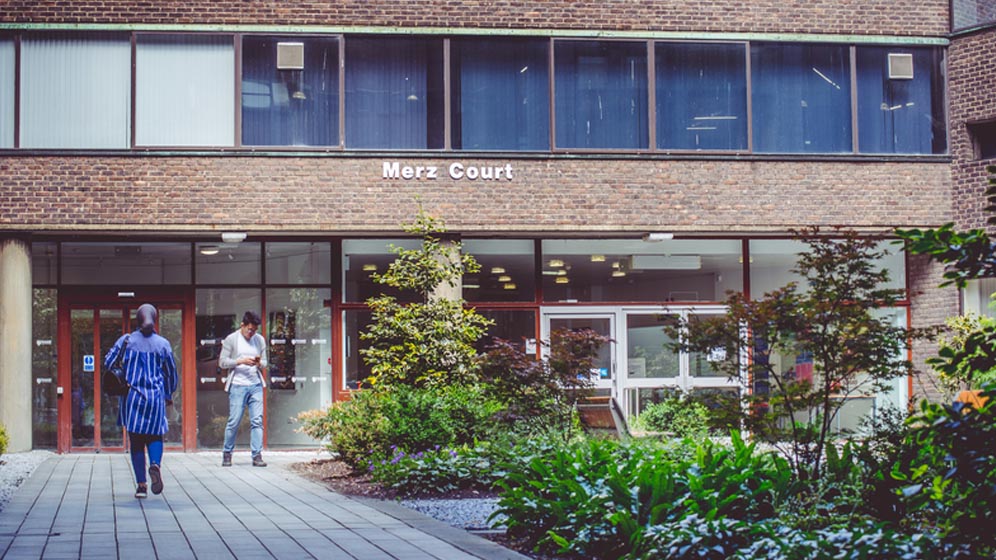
top-left (63, 301), bottom-right (186, 452)
top-left (542, 313), bottom-right (615, 393)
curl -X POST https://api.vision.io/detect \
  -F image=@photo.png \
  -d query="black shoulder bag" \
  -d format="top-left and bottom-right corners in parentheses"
top-left (103, 337), bottom-right (131, 397)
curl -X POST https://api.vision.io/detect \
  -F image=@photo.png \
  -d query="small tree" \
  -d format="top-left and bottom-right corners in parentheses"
top-left (360, 208), bottom-right (492, 388)
top-left (675, 228), bottom-right (930, 481)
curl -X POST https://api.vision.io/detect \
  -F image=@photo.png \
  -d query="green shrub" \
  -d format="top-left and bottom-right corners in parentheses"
top-left (494, 432), bottom-right (794, 559)
top-left (632, 395), bottom-right (711, 439)
top-left (893, 381), bottom-right (996, 557)
top-left (0, 422), bottom-right (8, 456)
top-left (298, 384), bottom-right (501, 467)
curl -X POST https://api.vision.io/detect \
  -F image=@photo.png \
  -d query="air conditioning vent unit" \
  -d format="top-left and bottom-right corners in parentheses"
top-left (887, 53), bottom-right (914, 80)
top-left (276, 42), bottom-right (305, 70)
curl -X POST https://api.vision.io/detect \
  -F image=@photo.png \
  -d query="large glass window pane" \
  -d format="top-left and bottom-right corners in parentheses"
top-left (751, 43), bottom-right (852, 153)
top-left (242, 36), bottom-right (339, 147)
top-left (343, 309), bottom-right (373, 390)
top-left (136, 34), bottom-right (234, 147)
top-left (688, 313), bottom-right (725, 378)
top-left (32, 289), bottom-right (58, 448)
top-left (451, 38), bottom-right (549, 151)
top-left (555, 40), bottom-right (648, 149)
top-left (196, 242), bottom-right (261, 285)
top-left (62, 242), bottom-right (192, 285)
top-left (749, 239), bottom-right (905, 299)
top-left (159, 306), bottom-right (184, 446)
top-left (20, 33), bottom-right (130, 149)
top-left (476, 309), bottom-right (537, 354)
top-left (195, 288), bottom-right (262, 448)
top-left (32, 242), bottom-right (57, 285)
top-left (541, 239), bottom-right (742, 303)
top-left (856, 47), bottom-right (946, 154)
top-left (342, 239), bottom-right (420, 303)
top-left (0, 39), bottom-right (15, 148)
top-left (70, 309), bottom-right (95, 447)
top-left (345, 37), bottom-right (444, 149)
top-left (626, 314), bottom-right (680, 379)
top-left (463, 239), bottom-right (535, 302)
top-left (656, 42), bottom-right (747, 151)
top-left (266, 288), bottom-right (332, 447)
top-left (265, 242), bottom-right (331, 285)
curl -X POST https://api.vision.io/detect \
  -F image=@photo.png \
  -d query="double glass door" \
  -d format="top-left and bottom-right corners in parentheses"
top-left (64, 301), bottom-right (185, 452)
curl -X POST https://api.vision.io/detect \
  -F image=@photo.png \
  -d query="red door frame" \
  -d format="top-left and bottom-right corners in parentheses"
top-left (57, 287), bottom-right (197, 453)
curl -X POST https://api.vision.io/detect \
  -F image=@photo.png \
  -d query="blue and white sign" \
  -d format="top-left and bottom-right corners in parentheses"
top-left (83, 355), bottom-right (95, 373)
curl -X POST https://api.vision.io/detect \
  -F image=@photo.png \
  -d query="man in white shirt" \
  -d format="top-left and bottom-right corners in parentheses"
top-left (219, 311), bottom-right (268, 467)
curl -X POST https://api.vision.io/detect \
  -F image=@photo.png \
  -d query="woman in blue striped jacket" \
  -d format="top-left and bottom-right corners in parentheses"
top-left (103, 303), bottom-right (179, 499)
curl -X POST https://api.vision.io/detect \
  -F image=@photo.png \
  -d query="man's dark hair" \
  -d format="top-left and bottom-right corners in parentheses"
top-left (242, 311), bottom-right (261, 327)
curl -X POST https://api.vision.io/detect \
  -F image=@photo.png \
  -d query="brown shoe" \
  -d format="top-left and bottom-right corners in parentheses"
top-left (222, 452), bottom-right (232, 467)
top-left (252, 454), bottom-right (267, 467)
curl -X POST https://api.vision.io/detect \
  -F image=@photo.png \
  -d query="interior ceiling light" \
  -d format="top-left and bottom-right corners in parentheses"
top-left (199, 245), bottom-right (220, 256)
top-left (612, 261), bottom-right (622, 269)
top-left (555, 276), bottom-right (569, 284)
top-left (548, 259), bottom-right (565, 268)
top-left (498, 275), bottom-right (512, 282)
top-left (590, 254), bottom-right (606, 262)
top-left (362, 264), bottom-right (377, 272)
top-left (612, 270), bottom-right (627, 277)
top-left (221, 232), bottom-right (247, 243)
top-left (643, 232), bottom-right (674, 242)
top-left (503, 283), bottom-right (517, 290)
top-left (491, 267), bottom-right (506, 274)
top-left (557, 269), bottom-right (567, 276)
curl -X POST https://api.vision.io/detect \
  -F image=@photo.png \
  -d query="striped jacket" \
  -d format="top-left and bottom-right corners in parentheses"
top-left (104, 330), bottom-right (179, 435)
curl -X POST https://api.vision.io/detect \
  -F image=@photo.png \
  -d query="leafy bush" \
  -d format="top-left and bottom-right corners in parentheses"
top-left (632, 395), bottom-right (710, 439)
top-left (298, 384), bottom-right (500, 466)
top-left (893, 382), bottom-right (996, 557)
top-left (731, 520), bottom-right (953, 560)
top-left (0, 422), bottom-right (8, 456)
top-left (494, 432), bottom-right (794, 559)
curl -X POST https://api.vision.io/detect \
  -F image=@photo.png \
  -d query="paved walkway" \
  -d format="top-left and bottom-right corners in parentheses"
top-left (0, 452), bottom-right (528, 560)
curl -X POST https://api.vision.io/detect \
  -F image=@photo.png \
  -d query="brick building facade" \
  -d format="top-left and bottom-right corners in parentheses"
top-left (0, 0), bottom-right (989, 452)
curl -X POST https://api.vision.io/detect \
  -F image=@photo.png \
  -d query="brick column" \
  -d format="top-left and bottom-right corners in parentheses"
top-left (0, 237), bottom-right (32, 452)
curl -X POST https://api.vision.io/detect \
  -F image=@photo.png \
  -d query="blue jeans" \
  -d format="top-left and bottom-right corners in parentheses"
top-left (223, 383), bottom-right (263, 455)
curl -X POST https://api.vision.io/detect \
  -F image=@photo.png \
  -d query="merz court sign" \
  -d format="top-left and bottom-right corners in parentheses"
top-left (382, 161), bottom-right (514, 181)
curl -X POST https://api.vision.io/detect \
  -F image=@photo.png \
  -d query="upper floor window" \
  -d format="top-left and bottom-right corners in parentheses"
top-left (856, 47), bottom-right (947, 155)
top-left (0, 38), bottom-right (13, 148)
top-left (554, 40), bottom-right (648, 150)
top-left (451, 38), bottom-right (549, 151)
top-left (20, 33), bottom-right (130, 149)
top-left (751, 43), bottom-right (852, 153)
top-left (345, 37), bottom-right (444, 149)
top-left (242, 36), bottom-right (339, 147)
top-left (136, 34), bottom-right (235, 147)
top-left (969, 120), bottom-right (996, 160)
top-left (656, 42), bottom-right (748, 151)
top-left (952, 0), bottom-right (996, 32)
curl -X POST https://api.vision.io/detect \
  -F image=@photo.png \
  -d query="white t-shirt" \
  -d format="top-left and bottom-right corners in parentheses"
top-left (230, 334), bottom-right (261, 386)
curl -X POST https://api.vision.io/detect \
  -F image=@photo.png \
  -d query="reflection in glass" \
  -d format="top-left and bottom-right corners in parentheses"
top-left (32, 289), bottom-right (58, 448)
top-left (196, 242), bottom-right (261, 284)
top-left (195, 289), bottom-right (262, 448)
top-left (656, 42), bottom-right (748, 151)
top-left (476, 309), bottom-right (537, 354)
top-left (32, 242), bottom-right (57, 285)
top-left (159, 307), bottom-right (184, 446)
top-left (71, 309), bottom-right (95, 447)
top-left (462, 240), bottom-right (535, 302)
top-left (751, 43), bottom-right (852, 153)
top-left (343, 310), bottom-right (373, 390)
top-left (542, 239), bottom-right (742, 302)
top-left (98, 308), bottom-right (124, 447)
top-left (626, 314), bottom-right (679, 378)
top-left (342, 239), bottom-right (420, 303)
top-left (345, 37), bottom-right (444, 149)
top-left (242, 36), bottom-right (339, 147)
top-left (265, 242), bottom-right (331, 285)
top-left (451, 38), bottom-right (549, 151)
top-left (555, 40), bottom-right (648, 149)
top-left (62, 242), bottom-right (192, 285)
top-left (550, 317), bottom-right (612, 380)
top-left (0, 39), bottom-right (11, 148)
top-left (688, 314), bottom-right (725, 378)
top-left (266, 288), bottom-right (332, 447)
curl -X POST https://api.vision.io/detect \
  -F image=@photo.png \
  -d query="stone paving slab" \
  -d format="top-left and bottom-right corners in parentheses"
top-left (0, 452), bottom-right (529, 560)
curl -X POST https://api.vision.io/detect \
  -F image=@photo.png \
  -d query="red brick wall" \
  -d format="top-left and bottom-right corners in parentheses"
top-left (909, 253), bottom-right (959, 403)
top-left (0, 157), bottom-right (952, 234)
top-left (0, 0), bottom-right (950, 37)
top-left (949, 28), bottom-right (996, 231)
